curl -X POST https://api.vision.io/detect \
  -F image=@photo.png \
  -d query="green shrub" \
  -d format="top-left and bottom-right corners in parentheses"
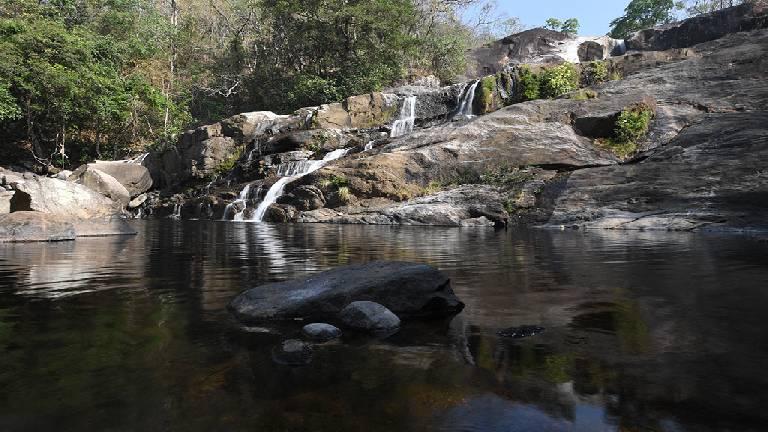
top-left (213, 146), bottom-right (245, 177)
top-left (615, 104), bottom-right (654, 143)
top-left (337, 186), bottom-right (353, 204)
top-left (540, 63), bottom-right (579, 99)
top-left (328, 174), bottom-right (349, 188)
top-left (581, 61), bottom-right (609, 87)
top-left (569, 89), bottom-right (598, 101)
top-left (478, 76), bottom-right (496, 114)
top-left (599, 103), bottom-right (655, 158)
top-left (518, 67), bottom-right (541, 101)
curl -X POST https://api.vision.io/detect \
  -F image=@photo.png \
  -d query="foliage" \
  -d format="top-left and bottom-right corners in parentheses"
top-left (685, 0), bottom-right (748, 15)
top-left (337, 186), bottom-right (353, 204)
top-left (581, 61), bottom-right (609, 87)
top-left (540, 63), bottom-right (579, 99)
top-left (213, 146), bottom-right (244, 177)
top-left (518, 67), bottom-right (541, 101)
top-left (544, 17), bottom-right (580, 34)
top-left (478, 76), bottom-right (496, 114)
top-left (609, 0), bottom-right (681, 39)
top-left (599, 103), bottom-right (655, 158)
top-left (568, 89), bottom-right (598, 101)
top-left (327, 174), bottom-right (349, 188)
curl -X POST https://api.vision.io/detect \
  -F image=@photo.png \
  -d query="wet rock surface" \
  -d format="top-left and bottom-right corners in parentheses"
top-left (339, 301), bottom-right (401, 333)
top-left (497, 325), bottom-right (545, 339)
top-left (272, 339), bottom-right (313, 366)
top-left (229, 261), bottom-right (464, 322)
top-left (302, 323), bottom-right (342, 342)
top-left (0, 212), bottom-right (76, 242)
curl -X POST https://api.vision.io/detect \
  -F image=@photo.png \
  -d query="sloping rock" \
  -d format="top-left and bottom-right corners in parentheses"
top-left (9, 175), bottom-right (118, 219)
top-left (229, 261), bottom-right (464, 322)
top-left (626, 2), bottom-right (768, 51)
top-left (547, 112), bottom-right (768, 231)
top-left (314, 103), bottom-right (351, 129)
top-left (0, 212), bottom-right (76, 242)
top-left (86, 161), bottom-right (153, 197)
top-left (0, 190), bottom-right (13, 213)
top-left (69, 165), bottom-right (131, 206)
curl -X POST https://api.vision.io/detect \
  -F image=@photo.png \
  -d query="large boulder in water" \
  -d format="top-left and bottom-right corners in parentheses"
top-left (83, 161), bottom-right (153, 197)
top-left (69, 165), bottom-right (131, 206)
top-left (9, 175), bottom-right (119, 219)
top-left (229, 261), bottom-right (464, 322)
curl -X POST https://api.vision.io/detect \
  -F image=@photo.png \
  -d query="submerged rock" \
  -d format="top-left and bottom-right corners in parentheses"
top-left (302, 323), bottom-right (342, 342)
top-left (229, 261), bottom-right (464, 323)
top-left (272, 339), bottom-right (313, 366)
top-left (497, 325), bottom-right (545, 339)
top-left (339, 301), bottom-right (401, 333)
top-left (0, 211), bottom-right (75, 242)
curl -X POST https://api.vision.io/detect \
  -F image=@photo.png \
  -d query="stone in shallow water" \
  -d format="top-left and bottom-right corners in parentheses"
top-left (272, 339), bottom-right (313, 366)
top-left (339, 301), bottom-right (401, 333)
top-left (302, 323), bottom-right (342, 342)
top-left (228, 261), bottom-right (464, 322)
top-left (497, 325), bottom-right (545, 339)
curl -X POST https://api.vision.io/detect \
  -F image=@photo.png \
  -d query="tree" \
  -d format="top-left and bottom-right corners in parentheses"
top-left (684, 0), bottom-right (746, 15)
top-left (545, 17), bottom-right (580, 35)
top-left (608, 0), bottom-right (681, 39)
top-left (544, 18), bottom-right (562, 30)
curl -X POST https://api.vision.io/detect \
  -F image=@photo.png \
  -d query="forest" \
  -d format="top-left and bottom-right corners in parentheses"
top-left (0, 0), bottom-right (748, 169)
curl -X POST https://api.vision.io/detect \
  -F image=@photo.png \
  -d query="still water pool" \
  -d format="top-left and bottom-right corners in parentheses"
top-left (1, 221), bottom-right (766, 431)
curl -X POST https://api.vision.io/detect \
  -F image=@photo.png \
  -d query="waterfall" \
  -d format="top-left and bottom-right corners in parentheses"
top-left (390, 96), bottom-right (417, 138)
top-left (223, 183), bottom-right (263, 221)
top-left (171, 203), bottom-right (181, 219)
top-left (457, 80), bottom-right (479, 118)
top-left (364, 141), bottom-right (374, 151)
top-left (252, 148), bottom-right (350, 222)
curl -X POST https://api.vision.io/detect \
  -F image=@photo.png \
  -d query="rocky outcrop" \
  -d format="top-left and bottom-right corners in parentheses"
top-left (0, 212), bottom-right (76, 242)
top-left (69, 165), bottom-right (131, 206)
top-left (229, 261), bottom-right (464, 323)
top-left (547, 112), bottom-right (768, 231)
top-left (469, 28), bottom-right (624, 77)
top-left (627, 1), bottom-right (768, 51)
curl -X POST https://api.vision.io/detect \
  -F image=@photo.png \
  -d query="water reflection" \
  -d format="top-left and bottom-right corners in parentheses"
top-left (0, 221), bottom-right (767, 431)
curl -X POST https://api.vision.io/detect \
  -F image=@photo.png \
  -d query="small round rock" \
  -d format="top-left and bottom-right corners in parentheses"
top-left (272, 339), bottom-right (313, 366)
top-left (302, 323), bottom-right (342, 342)
top-left (339, 301), bottom-right (401, 333)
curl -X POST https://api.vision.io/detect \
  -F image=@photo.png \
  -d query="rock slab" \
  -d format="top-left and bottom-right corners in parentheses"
top-left (229, 261), bottom-right (464, 322)
top-left (0, 212), bottom-right (76, 242)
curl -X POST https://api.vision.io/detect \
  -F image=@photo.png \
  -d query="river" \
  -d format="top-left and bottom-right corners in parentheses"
top-left (0, 221), bottom-right (766, 431)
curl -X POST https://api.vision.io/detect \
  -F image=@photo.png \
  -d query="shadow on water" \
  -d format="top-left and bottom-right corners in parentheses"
top-left (0, 220), bottom-right (767, 431)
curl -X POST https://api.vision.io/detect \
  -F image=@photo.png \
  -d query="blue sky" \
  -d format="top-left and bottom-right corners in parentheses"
top-left (462, 0), bottom-right (630, 36)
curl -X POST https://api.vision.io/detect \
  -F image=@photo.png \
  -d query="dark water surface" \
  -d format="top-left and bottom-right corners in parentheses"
top-left (1, 221), bottom-right (767, 431)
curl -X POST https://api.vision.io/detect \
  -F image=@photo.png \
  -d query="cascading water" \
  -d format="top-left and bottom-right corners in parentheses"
top-left (457, 80), bottom-right (479, 118)
top-left (251, 148), bottom-right (350, 222)
top-left (390, 96), bottom-right (417, 138)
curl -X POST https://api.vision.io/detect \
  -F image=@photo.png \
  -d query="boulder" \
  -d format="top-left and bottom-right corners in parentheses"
top-left (128, 194), bottom-right (147, 209)
top-left (339, 301), bottom-right (401, 333)
top-left (0, 190), bottom-right (13, 213)
top-left (86, 161), bottom-right (153, 197)
top-left (69, 165), bottom-right (131, 206)
top-left (343, 92), bottom-right (399, 129)
top-left (271, 339), bottom-right (313, 366)
top-left (626, 2), bottom-right (768, 51)
top-left (9, 175), bottom-right (119, 219)
top-left (313, 103), bottom-right (351, 129)
top-left (229, 261), bottom-right (464, 322)
top-left (302, 323), bottom-right (342, 342)
top-left (278, 185), bottom-right (326, 211)
top-left (0, 211), bottom-right (76, 242)
top-left (188, 136), bottom-right (238, 179)
top-left (578, 40), bottom-right (607, 62)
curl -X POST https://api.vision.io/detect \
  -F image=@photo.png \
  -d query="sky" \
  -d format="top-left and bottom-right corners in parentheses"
top-left (462, 0), bottom-right (631, 36)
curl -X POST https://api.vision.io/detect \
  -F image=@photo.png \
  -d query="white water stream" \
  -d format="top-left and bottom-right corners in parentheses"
top-left (390, 96), bottom-right (417, 138)
top-left (457, 80), bottom-right (479, 118)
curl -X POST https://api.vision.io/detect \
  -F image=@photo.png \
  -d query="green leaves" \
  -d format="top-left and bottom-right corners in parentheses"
top-left (609, 0), bottom-right (678, 39)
